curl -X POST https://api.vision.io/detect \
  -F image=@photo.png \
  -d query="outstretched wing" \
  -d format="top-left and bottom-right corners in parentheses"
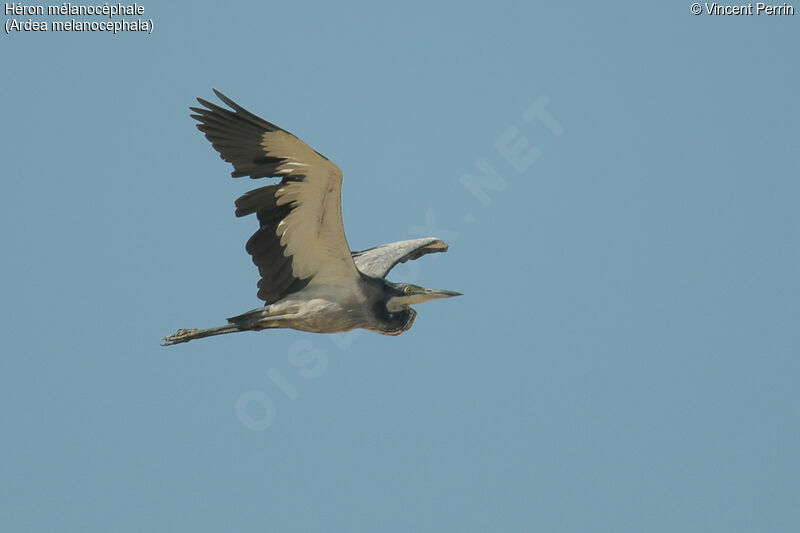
top-left (351, 238), bottom-right (449, 279)
top-left (191, 90), bottom-right (361, 303)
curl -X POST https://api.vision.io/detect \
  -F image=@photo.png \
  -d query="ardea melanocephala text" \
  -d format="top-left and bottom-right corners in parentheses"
top-left (162, 90), bottom-right (461, 345)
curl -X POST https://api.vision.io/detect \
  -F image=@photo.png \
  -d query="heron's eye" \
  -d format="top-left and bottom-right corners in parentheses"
top-left (404, 286), bottom-right (414, 294)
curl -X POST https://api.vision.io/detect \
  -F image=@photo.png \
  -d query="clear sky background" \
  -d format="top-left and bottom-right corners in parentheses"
top-left (2, 2), bottom-right (798, 532)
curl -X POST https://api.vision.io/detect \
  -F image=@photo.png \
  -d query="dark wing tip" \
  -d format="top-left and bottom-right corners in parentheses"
top-left (212, 88), bottom-right (236, 108)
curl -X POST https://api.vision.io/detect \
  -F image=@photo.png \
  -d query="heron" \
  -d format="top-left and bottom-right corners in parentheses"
top-left (162, 90), bottom-right (461, 346)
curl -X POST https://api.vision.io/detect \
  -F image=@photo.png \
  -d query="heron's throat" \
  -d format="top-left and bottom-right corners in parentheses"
top-left (386, 297), bottom-right (404, 313)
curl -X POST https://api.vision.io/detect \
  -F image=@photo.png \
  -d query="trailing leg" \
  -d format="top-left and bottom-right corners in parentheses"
top-left (161, 324), bottom-right (244, 346)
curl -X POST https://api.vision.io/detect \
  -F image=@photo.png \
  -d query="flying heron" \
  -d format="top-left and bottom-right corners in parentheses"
top-left (162, 90), bottom-right (461, 345)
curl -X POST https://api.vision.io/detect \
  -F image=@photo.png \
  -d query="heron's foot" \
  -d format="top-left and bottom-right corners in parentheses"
top-left (161, 328), bottom-right (199, 346)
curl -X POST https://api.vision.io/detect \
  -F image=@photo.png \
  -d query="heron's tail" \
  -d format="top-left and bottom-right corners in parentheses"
top-left (161, 324), bottom-right (244, 346)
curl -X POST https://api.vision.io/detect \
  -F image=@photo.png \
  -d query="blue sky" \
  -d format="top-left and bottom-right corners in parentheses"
top-left (2, 2), bottom-right (798, 532)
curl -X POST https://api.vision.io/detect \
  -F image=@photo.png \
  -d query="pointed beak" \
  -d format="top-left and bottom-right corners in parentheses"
top-left (423, 288), bottom-right (463, 300)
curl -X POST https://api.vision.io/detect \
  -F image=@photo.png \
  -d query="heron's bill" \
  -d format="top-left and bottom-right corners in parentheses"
top-left (425, 288), bottom-right (462, 299)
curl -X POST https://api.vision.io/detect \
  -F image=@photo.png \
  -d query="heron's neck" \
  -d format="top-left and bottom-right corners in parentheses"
top-left (380, 307), bottom-right (417, 336)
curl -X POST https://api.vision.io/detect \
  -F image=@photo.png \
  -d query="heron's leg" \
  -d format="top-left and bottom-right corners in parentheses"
top-left (161, 324), bottom-right (243, 346)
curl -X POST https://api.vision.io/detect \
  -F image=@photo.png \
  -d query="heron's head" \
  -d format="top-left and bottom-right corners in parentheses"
top-left (386, 282), bottom-right (462, 311)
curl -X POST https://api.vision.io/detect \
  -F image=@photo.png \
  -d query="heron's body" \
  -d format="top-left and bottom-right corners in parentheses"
top-left (162, 91), bottom-right (459, 346)
top-left (229, 276), bottom-right (415, 335)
